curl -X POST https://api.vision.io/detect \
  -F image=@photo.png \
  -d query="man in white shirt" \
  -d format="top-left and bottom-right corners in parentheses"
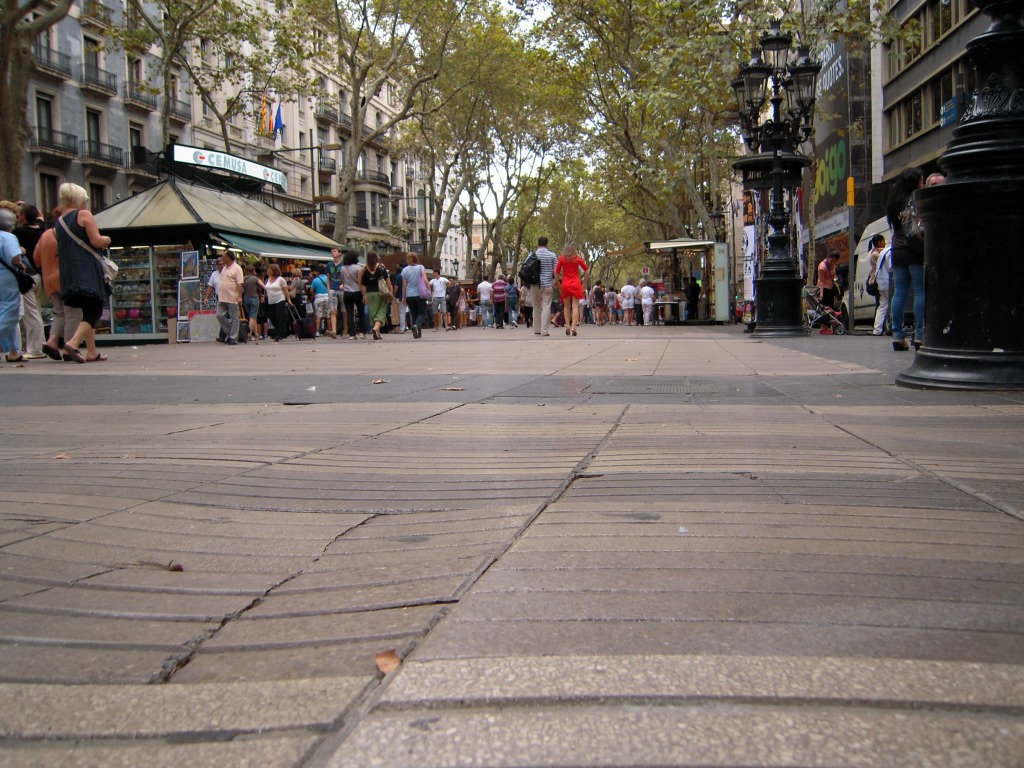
top-left (531, 236), bottom-right (558, 336)
top-left (429, 269), bottom-right (449, 332)
top-left (477, 277), bottom-right (493, 328)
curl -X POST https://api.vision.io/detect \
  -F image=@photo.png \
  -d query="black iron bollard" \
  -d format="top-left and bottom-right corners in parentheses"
top-left (898, 0), bottom-right (1024, 389)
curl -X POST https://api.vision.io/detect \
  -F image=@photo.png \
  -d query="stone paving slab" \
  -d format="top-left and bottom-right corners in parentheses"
top-left (0, 537), bottom-right (308, 574)
top-left (376, 654), bottom-right (1024, 710)
top-left (173, 642), bottom-right (397, 684)
top-left (246, 573), bottom-right (469, 618)
top-left (539, 505), bottom-right (1018, 530)
top-left (493, 547), bottom-right (1024, 582)
top-left (202, 604), bottom-right (443, 651)
top-left (470, 565), bottom-right (1024, 605)
top-left (0, 677), bottom-right (368, 739)
top-left (0, 610), bottom-right (216, 649)
top-left (439, 589), bottom-right (1024, 632)
top-left (329, 705), bottom-right (1024, 768)
top-left (505, 532), bottom-right (1024, 562)
top-left (411, 617), bottom-right (1024, 665)
top-left (3, 584), bottom-right (256, 621)
top-left (1, 734), bottom-right (320, 768)
top-left (0, 646), bottom-right (183, 685)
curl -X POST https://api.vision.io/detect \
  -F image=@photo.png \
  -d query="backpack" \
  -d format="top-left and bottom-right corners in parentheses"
top-left (518, 251), bottom-right (540, 286)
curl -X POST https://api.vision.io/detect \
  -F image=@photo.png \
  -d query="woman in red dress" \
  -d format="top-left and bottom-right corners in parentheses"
top-left (554, 244), bottom-right (588, 336)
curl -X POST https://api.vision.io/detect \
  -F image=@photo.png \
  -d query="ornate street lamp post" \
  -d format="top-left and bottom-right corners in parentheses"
top-left (897, 0), bottom-right (1024, 389)
top-left (732, 21), bottom-right (820, 337)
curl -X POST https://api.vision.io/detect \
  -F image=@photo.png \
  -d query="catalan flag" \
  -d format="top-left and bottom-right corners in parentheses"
top-left (264, 101), bottom-right (275, 136)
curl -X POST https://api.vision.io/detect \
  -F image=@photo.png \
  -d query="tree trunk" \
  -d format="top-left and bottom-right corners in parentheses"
top-left (0, 37), bottom-right (34, 201)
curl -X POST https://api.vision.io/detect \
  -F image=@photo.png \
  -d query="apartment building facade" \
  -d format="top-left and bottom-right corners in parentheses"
top-left (874, 0), bottom-right (984, 181)
top-left (20, 0), bottom-right (463, 277)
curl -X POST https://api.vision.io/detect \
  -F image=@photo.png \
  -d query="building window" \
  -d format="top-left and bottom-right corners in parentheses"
top-left (86, 108), bottom-right (101, 149)
top-left (89, 183), bottom-right (107, 213)
top-left (930, 0), bottom-right (955, 43)
top-left (39, 173), bottom-right (58, 217)
top-left (128, 57), bottom-right (143, 86)
top-left (931, 69), bottom-right (955, 124)
top-left (129, 122), bottom-right (143, 149)
top-left (84, 36), bottom-right (100, 69)
top-left (35, 94), bottom-right (53, 134)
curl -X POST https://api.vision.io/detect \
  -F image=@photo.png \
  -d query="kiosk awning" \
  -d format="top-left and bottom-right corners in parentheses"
top-left (646, 238), bottom-right (715, 251)
top-left (215, 232), bottom-right (334, 262)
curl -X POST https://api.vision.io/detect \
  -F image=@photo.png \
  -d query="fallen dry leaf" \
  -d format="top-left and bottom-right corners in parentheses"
top-left (440, 386), bottom-right (463, 391)
top-left (372, 379), bottom-right (391, 384)
top-left (626, 358), bottom-right (638, 362)
top-left (53, 453), bottom-right (68, 460)
top-left (375, 649), bottom-right (400, 675)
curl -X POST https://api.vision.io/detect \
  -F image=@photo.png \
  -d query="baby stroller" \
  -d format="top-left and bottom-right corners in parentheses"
top-left (804, 287), bottom-right (847, 335)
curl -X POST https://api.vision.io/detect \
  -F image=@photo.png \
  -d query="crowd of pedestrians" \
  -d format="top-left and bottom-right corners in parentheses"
top-left (1, 183), bottom-right (113, 366)
top-left (206, 237), bottom-right (673, 345)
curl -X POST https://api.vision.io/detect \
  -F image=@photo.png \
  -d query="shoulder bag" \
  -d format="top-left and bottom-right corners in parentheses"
top-left (418, 266), bottom-right (430, 299)
top-left (57, 214), bottom-right (119, 283)
top-left (899, 200), bottom-right (924, 241)
top-left (377, 268), bottom-right (394, 301)
top-left (0, 255), bottom-right (35, 294)
top-left (865, 254), bottom-right (880, 297)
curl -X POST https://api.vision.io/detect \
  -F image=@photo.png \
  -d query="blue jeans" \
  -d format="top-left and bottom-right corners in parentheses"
top-left (480, 300), bottom-right (494, 327)
top-left (890, 263), bottom-right (924, 342)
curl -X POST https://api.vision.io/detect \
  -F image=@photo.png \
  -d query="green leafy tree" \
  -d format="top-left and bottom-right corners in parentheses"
top-left (0, 0), bottom-right (75, 199)
top-left (293, 0), bottom-right (472, 244)
top-left (106, 0), bottom-right (314, 153)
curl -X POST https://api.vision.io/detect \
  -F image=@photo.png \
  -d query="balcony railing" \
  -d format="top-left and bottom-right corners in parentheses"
top-left (29, 126), bottom-right (78, 156)
top-left (32, 45), bottom-right (73, 79)
top-left (405, 206), bottom-right (418, 219)
top-left (82, 63), bottom-right (117, 95)
top-left (355, 169), bottom-right (391, 186)
top-left (81, 139), bottom-right (124, 166)
top-left (351, 215), bottom-right (370, 229)
top-left (81, 0), bottom-right (110, 25)
top-left (168, 97), bottom-right (192, 122)
top-left (123, 81), bottom-right (158, 110)
top-left (315, 98), bottom-right (339, 122)
top-left (338, 112), bottom-right (352, 129)
top-left (318, 154), bottom-right (337, 172)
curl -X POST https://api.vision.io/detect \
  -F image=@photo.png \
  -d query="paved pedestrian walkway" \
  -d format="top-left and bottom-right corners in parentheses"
top-left (1, 324), bottom-right (1022, 767)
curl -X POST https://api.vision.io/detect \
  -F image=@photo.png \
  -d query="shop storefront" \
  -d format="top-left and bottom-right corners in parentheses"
top-left (94, 152), bottom-right (342, 342)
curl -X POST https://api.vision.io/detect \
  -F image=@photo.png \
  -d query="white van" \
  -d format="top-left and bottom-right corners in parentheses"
top-left (842, 215), bottom-right (892, 327)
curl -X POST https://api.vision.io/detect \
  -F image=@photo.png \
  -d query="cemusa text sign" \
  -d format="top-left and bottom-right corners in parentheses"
top-left (171, 145), bottom-right (288, 193)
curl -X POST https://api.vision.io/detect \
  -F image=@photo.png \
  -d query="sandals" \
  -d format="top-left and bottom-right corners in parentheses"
top-left (42, 345), bottom-right (62, 361)
top-left (5, 354), bottom-right (25, 363)
top-left (63, 344), bottom-right (85, 364)
top-left (86, 353), bottom-right (108, 362)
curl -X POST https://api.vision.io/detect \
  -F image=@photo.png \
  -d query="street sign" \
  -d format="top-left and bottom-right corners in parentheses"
top-left (641, 266), bottom-right (651, 275)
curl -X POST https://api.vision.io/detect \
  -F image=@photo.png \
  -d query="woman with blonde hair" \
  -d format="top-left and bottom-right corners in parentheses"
top-left (257, 263), bottom-right (290, 342)
top-left (554, 243), bottom-right (588, 336)
top-left (33, 206), bottom-right (85, 361)
top-left (54, 183), bottom-right (111, 363)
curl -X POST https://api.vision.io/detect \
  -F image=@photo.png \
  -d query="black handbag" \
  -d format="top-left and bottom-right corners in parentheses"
top-left (865, 272), bottom-right (880, 297)
top-left (1, 256), bottom-right (34, 295)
